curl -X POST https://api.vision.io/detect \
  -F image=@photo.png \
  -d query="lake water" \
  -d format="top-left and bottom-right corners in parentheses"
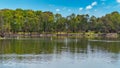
top-left (0, 37), bottom-right (120, 68)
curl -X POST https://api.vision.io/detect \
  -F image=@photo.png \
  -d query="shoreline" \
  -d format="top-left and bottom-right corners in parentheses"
top-left (0, 32), bottom-right (118, 39)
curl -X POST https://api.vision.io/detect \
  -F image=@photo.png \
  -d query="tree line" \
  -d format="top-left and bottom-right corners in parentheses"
top-left (0, 8), bottom-right (120, 35)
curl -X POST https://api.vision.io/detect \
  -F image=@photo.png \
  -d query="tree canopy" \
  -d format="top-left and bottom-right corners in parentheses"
top-left (0, 9), bottom-right (120, 34)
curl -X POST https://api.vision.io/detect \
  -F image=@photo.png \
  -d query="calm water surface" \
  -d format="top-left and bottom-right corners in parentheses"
top-left (0, 37), bottom-right (120, 68)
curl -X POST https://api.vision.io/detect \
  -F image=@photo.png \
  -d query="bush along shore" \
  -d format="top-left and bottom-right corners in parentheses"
top-left (0, 32), bottom-right (118, 39)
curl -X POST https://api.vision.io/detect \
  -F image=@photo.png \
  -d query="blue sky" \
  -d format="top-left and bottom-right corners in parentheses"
top-left (0, 0), bottom-right (120, 17)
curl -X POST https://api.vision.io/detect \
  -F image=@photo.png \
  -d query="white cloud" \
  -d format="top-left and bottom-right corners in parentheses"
top-left (86, 1), bottom-right (97, 10)
top-left (86, 5), bottom-right (92, 10)
top-left (56, 9), bottom-right (60, 12)
top-left (117, 0), bottom-right (120, 3)
top-left (79, 8), bottom-right (83, 11)
top-left (91, 2), bottom-right (97, 6)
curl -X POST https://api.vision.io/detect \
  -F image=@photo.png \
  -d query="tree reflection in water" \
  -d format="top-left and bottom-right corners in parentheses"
top-left (0, 38), bottom-right (120, 64)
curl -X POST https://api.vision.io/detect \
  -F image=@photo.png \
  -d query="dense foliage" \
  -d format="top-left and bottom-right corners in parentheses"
top-left (0, 9), bottom-right (120, 34)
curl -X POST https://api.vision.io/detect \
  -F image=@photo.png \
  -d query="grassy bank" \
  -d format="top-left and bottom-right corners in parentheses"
top-left (0, 32), bottom-right (119, 39)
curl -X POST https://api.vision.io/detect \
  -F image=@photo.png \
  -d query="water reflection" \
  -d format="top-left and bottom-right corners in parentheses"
top-left (0, 38), bottom-right (120, 68)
